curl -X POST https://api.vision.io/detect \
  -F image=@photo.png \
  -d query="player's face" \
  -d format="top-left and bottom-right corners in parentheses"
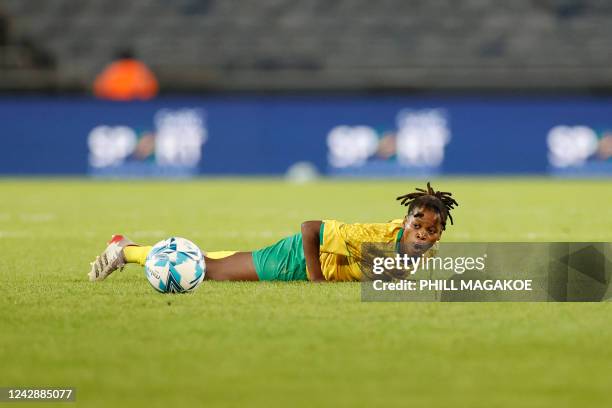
top-left (403, 207), bottom-right (442, 251)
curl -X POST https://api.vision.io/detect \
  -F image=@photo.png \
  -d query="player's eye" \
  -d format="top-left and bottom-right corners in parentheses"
top-left (413, 223), bottom-right (420, 229)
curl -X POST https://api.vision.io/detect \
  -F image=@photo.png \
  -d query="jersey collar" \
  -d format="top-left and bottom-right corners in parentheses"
top-left (395, 228), bottom-right (404, 253)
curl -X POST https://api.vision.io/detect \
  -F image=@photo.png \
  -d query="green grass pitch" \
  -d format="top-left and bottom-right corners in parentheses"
top-left (0, 178), bottom-right (611, 407)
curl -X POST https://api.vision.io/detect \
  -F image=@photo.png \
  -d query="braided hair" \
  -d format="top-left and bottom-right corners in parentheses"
top-left (396, 182), bottom-right (458, 230)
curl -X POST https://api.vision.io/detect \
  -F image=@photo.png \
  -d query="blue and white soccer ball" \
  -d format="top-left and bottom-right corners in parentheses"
top-left (144, 237), bottom-right (206, 293)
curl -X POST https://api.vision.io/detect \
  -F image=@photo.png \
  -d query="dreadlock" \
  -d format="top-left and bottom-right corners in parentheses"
top-left (396, 182), bottom-right (458, 230)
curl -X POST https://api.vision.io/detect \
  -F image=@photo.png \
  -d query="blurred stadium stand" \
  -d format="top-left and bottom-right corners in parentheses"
top-left (2, 0), bottom-right (612, 92)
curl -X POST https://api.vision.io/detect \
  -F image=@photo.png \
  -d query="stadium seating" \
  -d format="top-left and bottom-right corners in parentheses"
top-left (2, 0), bottom-right (612, 91)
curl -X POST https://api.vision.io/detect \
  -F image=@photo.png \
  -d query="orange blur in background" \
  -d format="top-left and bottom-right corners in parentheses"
top-left (93, 58), bottom-right (158, 101)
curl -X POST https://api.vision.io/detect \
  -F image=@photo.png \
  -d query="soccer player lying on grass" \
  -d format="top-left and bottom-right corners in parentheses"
top-left (89, 183), bottom-right (458, 282)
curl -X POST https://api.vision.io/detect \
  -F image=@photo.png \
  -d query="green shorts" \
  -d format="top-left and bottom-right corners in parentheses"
top-left (252, 233), bottom-right (308, 281)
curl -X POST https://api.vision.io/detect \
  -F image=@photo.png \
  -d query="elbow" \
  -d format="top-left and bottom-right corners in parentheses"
top-left (301, 220), bottom-right (322, 237)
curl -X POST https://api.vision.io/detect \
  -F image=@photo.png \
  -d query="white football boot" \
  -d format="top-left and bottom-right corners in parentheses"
top-left (89, 234), bottom-right (135, 281)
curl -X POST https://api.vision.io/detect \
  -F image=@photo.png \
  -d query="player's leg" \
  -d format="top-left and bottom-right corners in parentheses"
top-left (123, 243), bottom-right (260, 281)
top-left (89, 234), bottom-right (260, 281)
top-left (124, 234), bottom-right (307, 282)
top-left (205, 252), bottom-right (259, 281)
top-left (89, 233), bottom-right (308, 282)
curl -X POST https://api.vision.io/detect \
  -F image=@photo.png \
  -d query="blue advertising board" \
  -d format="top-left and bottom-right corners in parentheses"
top-left (0, 96), bottom-right (610, 177)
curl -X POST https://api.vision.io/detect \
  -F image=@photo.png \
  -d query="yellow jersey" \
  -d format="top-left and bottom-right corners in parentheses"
top-left (319, 219), bottom-right (405, 281)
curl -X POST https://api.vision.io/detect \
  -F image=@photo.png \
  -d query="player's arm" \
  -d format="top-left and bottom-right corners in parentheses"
top-left (301, 220), bottom-right (325, 282)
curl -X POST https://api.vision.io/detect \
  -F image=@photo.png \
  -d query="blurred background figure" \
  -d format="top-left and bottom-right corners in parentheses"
top-left (93, 48), bottom-right (158, 101)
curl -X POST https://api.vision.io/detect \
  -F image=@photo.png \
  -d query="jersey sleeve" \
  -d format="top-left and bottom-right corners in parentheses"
top-left (320, 219), bottom-right (368, 257)
top-left (320, 220), bottom-right (347, 256)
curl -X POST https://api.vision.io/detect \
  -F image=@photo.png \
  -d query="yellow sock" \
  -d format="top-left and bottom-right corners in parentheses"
top-left (206, 251), bottom-right (237, 259)
top-left (124, 247), bottom-right (236, 266)
top-left (124, 245), bottom-right (153, 266)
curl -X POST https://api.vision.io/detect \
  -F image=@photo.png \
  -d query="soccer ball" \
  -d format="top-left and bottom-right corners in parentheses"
top-left (144, 237), bottom-right (206, 293)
